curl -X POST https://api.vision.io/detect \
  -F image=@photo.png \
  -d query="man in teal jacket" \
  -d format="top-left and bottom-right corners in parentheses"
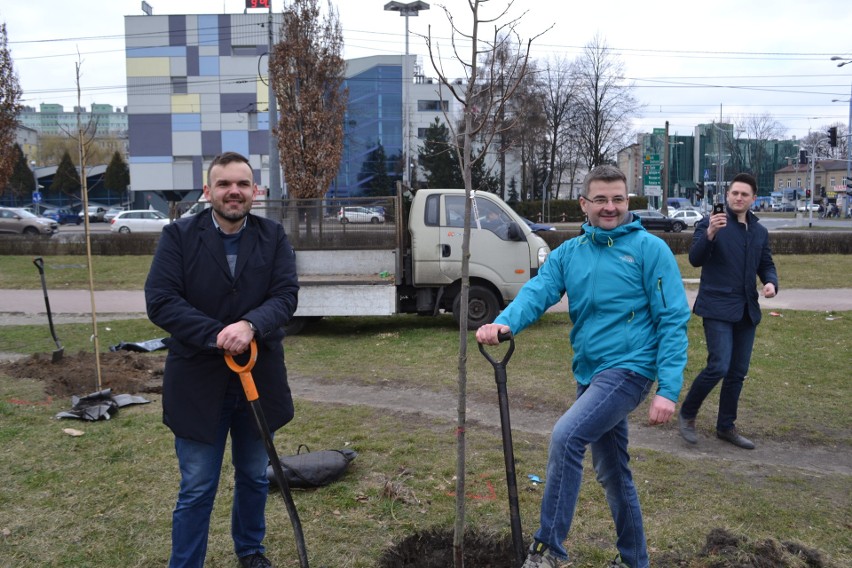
top-left (477, 165), bottom-right (691, 568)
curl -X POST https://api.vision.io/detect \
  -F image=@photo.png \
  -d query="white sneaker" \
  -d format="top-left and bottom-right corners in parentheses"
top-left (522, 542), bottom-right (560, 568)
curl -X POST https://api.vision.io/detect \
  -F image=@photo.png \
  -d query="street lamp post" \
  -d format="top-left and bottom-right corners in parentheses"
top-left (830, 56), bottom-right (851, 217)
top-left (384, 2), bottom-right (430, 189)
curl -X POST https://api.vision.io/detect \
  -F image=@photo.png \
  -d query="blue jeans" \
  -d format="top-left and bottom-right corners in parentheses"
top-left (169, 379), bottom-right (270, 568)
top-left (533, 369), bottom-right (653, 568)
top-left (681, 315), bottom-right (756, 431)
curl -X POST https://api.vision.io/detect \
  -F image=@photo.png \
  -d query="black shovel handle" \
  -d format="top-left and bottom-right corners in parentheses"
top-left (478, 331), bottom-right (525, 566)
top-left (477, 330), bottom-right (514, 379)
top-left (33, 257), bottom-right (62, 349)
top-left (226, 343), bottom-right (309, 568)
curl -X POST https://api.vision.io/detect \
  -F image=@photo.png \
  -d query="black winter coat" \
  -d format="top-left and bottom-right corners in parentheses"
top-left (145, 211), bottom-right (299, 443)
top-left (689, 209), bottom-right (778, 325)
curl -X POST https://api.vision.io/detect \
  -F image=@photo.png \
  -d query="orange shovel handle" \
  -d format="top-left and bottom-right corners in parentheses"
top-left (225, 339), bottom-right (259, 401)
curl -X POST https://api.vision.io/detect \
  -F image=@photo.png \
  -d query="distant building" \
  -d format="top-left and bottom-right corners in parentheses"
top-left (18, 103), bottom-right (129, 166)
top-left (19, 103), bottom-right (128, 137)
top-left (123, 11), bottom-right (466, 204)
top-left (15, 125), bottom-right (39, 164)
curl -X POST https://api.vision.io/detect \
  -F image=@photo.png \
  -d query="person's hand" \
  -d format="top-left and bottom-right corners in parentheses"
top-left (648, 395), bottom-right (676, 425)
top-left (762, 282), bottom-right (777, 298)
top-left (216, 321), bottom-right (254, 355)
top-left (706, 211), bottom-right (727, 240)
top-left (476, 323), bottom-right (510, 345)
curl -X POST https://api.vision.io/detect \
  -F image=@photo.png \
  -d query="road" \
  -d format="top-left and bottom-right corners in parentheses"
top-left (1, 287), bottom-right (850, 327)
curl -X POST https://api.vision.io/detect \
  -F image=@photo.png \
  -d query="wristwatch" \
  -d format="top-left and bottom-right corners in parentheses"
top-left (245, 320), bottom-right (257, 335)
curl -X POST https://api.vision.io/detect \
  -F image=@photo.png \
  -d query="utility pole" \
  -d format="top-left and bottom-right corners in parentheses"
top-left (661, 121), bottom-right (670, 216)
top-left (267, 2), bottom-right (282, 201)
top-left (716, 104), bottom-right (723, 205)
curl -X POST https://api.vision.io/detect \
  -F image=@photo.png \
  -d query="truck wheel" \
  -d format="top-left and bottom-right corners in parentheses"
top-left (452, 285), bottom-right (500, 330)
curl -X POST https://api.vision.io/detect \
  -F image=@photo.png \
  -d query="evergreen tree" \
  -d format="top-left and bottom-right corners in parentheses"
top-left (471, 148), bottom-right (500, 193)
top-left (50, 151), bottom-right (81, 198)
top-left (104, 151), bottom-right (130, 192)
top-left (507, 176), bottom-right (519, 204)
top-left (418, 117), bottom-right (462, 188)
top-left (358, 142), bottom-right (394, 197)
top-left (7, 144), bottom-right (34, 199)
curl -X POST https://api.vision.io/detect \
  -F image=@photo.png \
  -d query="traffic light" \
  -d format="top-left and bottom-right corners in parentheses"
top-left (799, 150), bottom-right (808, 165)
top-left (828, 127), bottom-right (838, 147)
top-left (805, 189), bottom-right (811, 199)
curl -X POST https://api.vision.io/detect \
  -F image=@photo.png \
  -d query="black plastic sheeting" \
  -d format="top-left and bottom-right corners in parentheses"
top-left (56, 388), bottom-right (150, 421)
top-left (109, 338), bottom-right (167, 353)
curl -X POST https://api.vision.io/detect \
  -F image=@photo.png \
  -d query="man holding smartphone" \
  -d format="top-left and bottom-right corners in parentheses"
top-left (679, 172), bottom-right (778, 450)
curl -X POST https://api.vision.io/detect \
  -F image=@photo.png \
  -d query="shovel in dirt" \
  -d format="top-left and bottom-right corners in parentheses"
top-left (225, 339), bottom-right (309, 568)
top-left (479, 330), bottom-right (525, 567)
top-left (33, 257), bottom-right (64, 362)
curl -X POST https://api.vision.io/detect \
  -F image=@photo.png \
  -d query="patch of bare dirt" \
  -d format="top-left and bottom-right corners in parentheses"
top-left (0, 350), bottom-right (165, 397)
top-left (377, 527), bottom-right (837, 568)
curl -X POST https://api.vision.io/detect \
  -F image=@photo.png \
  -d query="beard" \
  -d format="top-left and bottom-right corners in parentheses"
top-left (212, 200), bottom-right (250, 222)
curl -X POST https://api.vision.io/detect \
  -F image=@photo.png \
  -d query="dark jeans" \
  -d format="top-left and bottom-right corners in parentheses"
top-left (681, 314), bottom-right (757, 431)
top-left (169, 379), bottom-right (270, 567)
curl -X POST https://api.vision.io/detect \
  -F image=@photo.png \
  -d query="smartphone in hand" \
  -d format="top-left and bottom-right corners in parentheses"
top-left (713, 203), bottom-right (725, 215)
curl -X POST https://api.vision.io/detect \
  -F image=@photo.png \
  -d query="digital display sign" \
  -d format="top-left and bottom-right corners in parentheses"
top-left (246, 0), bottom-right (270, 8)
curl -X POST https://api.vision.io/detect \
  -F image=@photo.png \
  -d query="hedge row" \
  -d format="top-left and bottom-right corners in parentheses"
top-left (1, 229), bottom-right (851, 257)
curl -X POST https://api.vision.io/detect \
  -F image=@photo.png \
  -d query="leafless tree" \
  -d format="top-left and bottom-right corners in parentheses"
top-left (538, 55), bottom-right (579, 201)
top-left (572, 34), bottom-right (640, 168)
top-left (732, 112), bottom-right (786, 186)
top-left (0, 22), bottom-right (23, 193)
top-left (270, 0), bottom-right (347, 199)
top-left (423, 1), bottom-right (546, 565)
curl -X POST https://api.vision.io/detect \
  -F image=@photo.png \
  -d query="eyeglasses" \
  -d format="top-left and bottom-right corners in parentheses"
top-left (583, 195), bottom-right (627, 206)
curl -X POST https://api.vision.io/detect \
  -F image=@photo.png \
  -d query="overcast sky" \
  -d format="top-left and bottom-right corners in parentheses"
top-left (3, 0), bottom-right (851, 140)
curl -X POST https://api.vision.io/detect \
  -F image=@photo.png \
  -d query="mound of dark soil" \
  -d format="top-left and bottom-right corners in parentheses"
top-left (1, 351), bottom-right (165, 397)
top-left (377, 527), bottom-right (838, 568)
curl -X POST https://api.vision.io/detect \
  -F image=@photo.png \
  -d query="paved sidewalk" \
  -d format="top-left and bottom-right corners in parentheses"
top-left (1, 287), bottom-right (851, 326)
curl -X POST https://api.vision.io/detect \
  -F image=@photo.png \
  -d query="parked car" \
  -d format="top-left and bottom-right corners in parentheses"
top-left (522, 217), bottom-right (556, 232)
top-left (0, 207), bottom-right (59, 235)
top-left (797, 203), bottom-right (820, 212)
top-left (79, 204), bottom-right (108, 222)
top-left (41, 207), bottom-right (82, 225)
top-left (631, 209), bottom-right (686, 232)
top-left (103, 206), bottom-right (125, 222)
top-left (109, 209), bottom-right (170, 233)
top-left (337, 206), bottom-right (385, 224)
top-left (669, 209), bottom-right (704, 227)
top-left (772, 202), bottom-right (795, 212)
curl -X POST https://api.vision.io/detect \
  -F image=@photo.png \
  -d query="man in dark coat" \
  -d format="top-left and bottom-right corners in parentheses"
top-left (145, 151), bottom-right (299, 568)
top-left (678, 172), bottom-right (778, 450)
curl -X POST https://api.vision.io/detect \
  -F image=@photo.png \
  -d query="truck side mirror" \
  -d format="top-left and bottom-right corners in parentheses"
top-left (506, 222), bottom-right (524, 241)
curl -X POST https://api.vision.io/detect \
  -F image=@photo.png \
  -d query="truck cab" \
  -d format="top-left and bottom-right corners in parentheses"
top-left (407, 189), bottom-right (550, 327)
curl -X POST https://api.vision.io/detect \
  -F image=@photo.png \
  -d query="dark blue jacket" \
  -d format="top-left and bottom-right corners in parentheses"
top-left (689, 209), bottom-right (778, 325)
top-left (145, 210), bottom-right (299, 443)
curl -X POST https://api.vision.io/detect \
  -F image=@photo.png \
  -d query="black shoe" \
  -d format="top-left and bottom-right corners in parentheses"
top-left (239, 552), bottom-right (273, 568)
top-left (678, 412), bottom-right (697, 444)
top-left (716, 428), bottom-right (755, 449)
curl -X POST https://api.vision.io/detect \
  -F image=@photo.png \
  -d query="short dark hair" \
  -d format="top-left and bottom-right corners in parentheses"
top-left (207, 151), bottom-right (251, 182)
top-left (730, 172), bottom-right (757, 195)
top-left (582, 164), bottom-right (627, 196)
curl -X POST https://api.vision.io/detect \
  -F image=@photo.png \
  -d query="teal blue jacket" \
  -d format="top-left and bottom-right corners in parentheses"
top-left (494, 215), bottom-right (691, 402)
